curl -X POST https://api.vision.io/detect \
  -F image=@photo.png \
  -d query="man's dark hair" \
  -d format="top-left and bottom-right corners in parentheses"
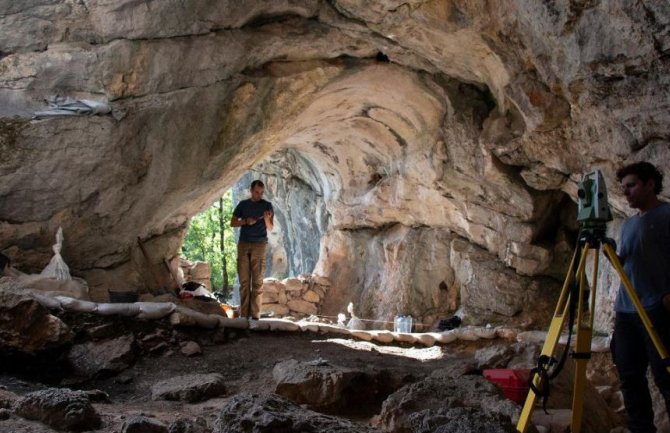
top-left (250, 180), bottom-right (265, 190)
top-left (0, 253), bottom-right (10, 271)
top-left (616, 161), bottom-right (663, 194)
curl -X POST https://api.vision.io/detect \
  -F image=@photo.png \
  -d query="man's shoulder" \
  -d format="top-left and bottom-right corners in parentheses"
top-left (651, 202), bottom-right (670, 219)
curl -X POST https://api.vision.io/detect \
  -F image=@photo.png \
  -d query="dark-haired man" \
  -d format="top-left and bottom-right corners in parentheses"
top-left (231, 180), bottom-right (274, 320)
top-left (613, 161), bottom-right (670, 433)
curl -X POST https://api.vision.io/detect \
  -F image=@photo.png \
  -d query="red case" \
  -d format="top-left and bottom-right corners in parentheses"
top-left (482, 368), bottom-right (531, 404)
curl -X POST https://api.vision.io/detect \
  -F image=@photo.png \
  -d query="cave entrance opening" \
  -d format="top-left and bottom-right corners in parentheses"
top-left (180, 189), bottom-right (237, 303)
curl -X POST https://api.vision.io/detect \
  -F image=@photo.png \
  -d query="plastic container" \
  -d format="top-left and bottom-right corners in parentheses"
top-left (394, 315), bottom-right (413, 333)
top-left (482, 368), bottom-right (531, 404)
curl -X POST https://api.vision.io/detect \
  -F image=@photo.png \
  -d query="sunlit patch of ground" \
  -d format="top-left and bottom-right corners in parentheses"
top-left (315, 338), bottom-right (445, 361)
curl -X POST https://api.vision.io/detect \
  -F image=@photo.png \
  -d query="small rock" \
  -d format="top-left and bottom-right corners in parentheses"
top-left (115, 373), bottom-right (135, 384)
top-left (474, 344), bottom-right (515, 369)
top-left (302, 290), bottom-right (320, 303)
top-left (168, 416), bottom-right (210, 433)
top-left (87, 323), bottom-right (117, 340)
top-left (83, 389), bottom-right (111, 403)
top-left (282, 278), bottom-right (303, 292)
top-left (180, 341), bottom-right (202, 356)
top-left (142, 331), bottom-right (165, 343)
top-left (152, 373), bottom-right (226, 403)
top-left (122, 415), bottom-right (168, 433)
top-left (149, 342), bottom-right (170, 354)
top-left (0, 408), bottom-right (10, 420)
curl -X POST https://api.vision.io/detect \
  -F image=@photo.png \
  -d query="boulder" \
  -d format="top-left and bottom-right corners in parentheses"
top-left (180, 341), bottom-right (202, 357)
top-left (151, 373), bottom-right (226, 403)
top-left (407, 406), bottom-right (517, 433)
top-left (0, 284), bottom-right (72, 353)
top-left (67, 335), bottom-right (137, 378)
top-left (378, 372), bottom-right (519, 433)
top-left (14, 388), bottom-right (101, 431)
top-left (273, 359), bottom-right (400, 413)
top-left (213, 393), bottom-right (381, 433)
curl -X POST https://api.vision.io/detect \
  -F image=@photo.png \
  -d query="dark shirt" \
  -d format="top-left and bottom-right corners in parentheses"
top-left (233, 198), bottom-right (273, 243)
top-left (615, 202), bottom-right (670, 312)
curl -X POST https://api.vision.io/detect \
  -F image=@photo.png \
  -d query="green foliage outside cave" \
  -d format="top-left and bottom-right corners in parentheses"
top-left (180, 190), bottom-right (237, 301)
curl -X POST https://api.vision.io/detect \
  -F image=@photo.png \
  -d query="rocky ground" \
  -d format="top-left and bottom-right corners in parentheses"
top-left (0, 307), bottom-right (634, 433)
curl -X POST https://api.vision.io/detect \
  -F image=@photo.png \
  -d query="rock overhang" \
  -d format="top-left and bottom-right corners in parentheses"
top-left (0, 1), bottom-right (668, 328)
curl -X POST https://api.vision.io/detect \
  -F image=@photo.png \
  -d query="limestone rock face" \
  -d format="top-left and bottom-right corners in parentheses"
top-left (1, 1), bottom-right (669, 329)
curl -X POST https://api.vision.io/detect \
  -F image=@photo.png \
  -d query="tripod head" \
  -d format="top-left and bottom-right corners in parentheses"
top-left (577, 170), bottom-right (613, 239)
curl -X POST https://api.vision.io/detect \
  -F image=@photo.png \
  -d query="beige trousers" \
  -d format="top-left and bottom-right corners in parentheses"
top-left (237, 241), bottom-right (267, 319)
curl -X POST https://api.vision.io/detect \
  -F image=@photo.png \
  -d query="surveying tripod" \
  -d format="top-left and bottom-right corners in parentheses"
top-left (516, 224), bottom-right (670, 433)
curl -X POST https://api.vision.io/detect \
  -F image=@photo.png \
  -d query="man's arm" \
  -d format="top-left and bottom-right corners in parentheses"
top-left (263, 210), bottom-right (274, 232)
top-left (231, 214), bottom-right (248, 227)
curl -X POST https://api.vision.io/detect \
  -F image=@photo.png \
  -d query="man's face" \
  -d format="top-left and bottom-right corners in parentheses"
top-left (250, 185), bottom-right (265, 202)
top-left (620, 174), bottom-right (655, 209)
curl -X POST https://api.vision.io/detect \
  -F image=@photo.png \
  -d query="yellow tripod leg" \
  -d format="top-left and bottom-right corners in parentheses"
top-left (570, 246), bottom-right (599, 433)
top-left (516, 245), bottom-right (590, 433)
top-left (602, 243), bottom-right (670, 373)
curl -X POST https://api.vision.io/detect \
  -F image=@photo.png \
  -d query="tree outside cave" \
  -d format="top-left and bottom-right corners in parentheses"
top-left (180, 190), bottom-right (237, 301)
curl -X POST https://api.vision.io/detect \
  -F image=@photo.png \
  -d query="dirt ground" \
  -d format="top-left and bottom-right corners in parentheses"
top-left (0, 306), bottom-right (635, 433)
top-left (0, 313), bottom-right (493, 433)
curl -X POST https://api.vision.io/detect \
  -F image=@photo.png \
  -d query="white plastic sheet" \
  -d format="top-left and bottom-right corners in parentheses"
top-left (34, 96), bottom-right (111, 119)
top-left (40, 227), bottom-right (71, 280)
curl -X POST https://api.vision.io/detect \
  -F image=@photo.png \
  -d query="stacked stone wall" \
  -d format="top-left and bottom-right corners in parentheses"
top-left (260, 274), bottom-right (330, 319)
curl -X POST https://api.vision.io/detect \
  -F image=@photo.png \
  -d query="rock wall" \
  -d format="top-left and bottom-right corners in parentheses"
top-left (1, 1), bottom-right (669, 330)
top-left (260, 275), bottom-right (330, 318)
